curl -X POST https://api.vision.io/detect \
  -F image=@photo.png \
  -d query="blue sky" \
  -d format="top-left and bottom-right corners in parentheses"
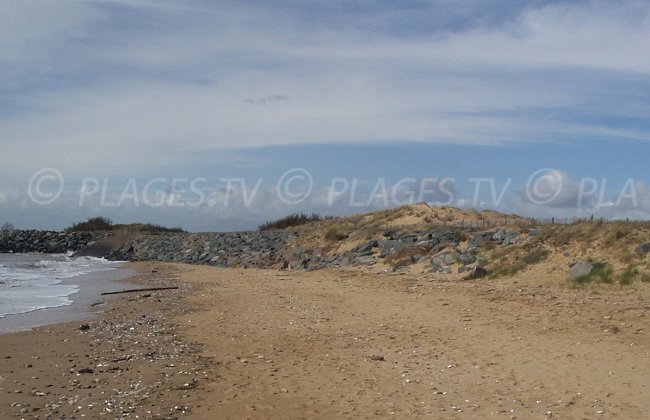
top-left (1, 0), bottom-right (650, 231)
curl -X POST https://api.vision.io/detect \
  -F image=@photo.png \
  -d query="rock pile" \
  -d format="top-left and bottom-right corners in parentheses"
top-left (0, 226), bottom-right (536, 277)
top-left (105, 231), bottom-right (296, 269)
top-left (284, 228), bottom-right (525, 276)
top-left (0, 230), bottom-right (107, 254)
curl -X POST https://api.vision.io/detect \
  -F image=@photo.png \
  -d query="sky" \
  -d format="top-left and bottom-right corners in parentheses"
top-left (1, 0), bottom-right (650, 231)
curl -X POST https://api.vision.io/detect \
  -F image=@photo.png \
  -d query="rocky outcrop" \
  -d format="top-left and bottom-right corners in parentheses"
top-left (0, 230), bottom-right (108, 254)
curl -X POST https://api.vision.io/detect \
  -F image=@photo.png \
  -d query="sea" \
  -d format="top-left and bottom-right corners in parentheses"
top-left (0, 253), bottom-right (133, 333)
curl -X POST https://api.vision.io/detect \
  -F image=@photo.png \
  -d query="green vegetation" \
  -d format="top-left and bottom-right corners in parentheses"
top-left (66, 217), bottom-right (184, 233)
top-left (258, 213), bottom-right (332, 231)
top-left (618, 264), bottom-right (650, 285)
top-left (569, 262), bottom-right (647, 286)
top-left (537, 220), bottom-right (650, 250)
top-left (570, 261), bottom-right (650, 286)
top-left (113, 223), bottom-right (184, 233)
top-left (619, 265), bottom-right (637, 285)
top-left (67, 217), bottom-right (114, 231)
top-left (489, 244), bottom-right (549, 278)
top-left (572, 262), bottom-right (614, 285)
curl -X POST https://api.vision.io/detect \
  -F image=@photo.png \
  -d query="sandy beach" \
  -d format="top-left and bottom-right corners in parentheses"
top-left (2, 262), bottom-right (650, 418)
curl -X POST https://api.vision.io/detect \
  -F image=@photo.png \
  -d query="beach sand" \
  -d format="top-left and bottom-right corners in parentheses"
top-left (2, 262), bottom-right (650, 418)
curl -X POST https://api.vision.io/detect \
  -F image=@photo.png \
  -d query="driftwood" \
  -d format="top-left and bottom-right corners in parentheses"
top-left (101, 286), bottom-right (179, 296)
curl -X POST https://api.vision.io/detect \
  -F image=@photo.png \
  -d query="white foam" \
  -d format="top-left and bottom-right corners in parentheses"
top-left (0, 253), bottom-right (121, 318)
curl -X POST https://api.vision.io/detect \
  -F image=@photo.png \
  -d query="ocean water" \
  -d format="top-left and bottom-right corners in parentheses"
top-left (0, 253), bottom-right (122, 319)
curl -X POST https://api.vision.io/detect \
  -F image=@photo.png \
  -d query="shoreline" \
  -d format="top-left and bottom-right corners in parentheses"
top-left (0, 264), bottom-right (140, 335)
top-left (0, 262), bottom-right (210, 418)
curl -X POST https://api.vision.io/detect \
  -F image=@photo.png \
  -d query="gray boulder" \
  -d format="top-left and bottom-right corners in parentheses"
top-left (429, 263), bottom-right (443, 273)
top-left (635, 243), bottom-right (650, 255)
top-left (457, 253), bottom-right (475, 265)
top-left (570, 261), bottom-right (594, 280)
top-left (431, 251), bottom-right (460, 266)
top-left (377, 240), bottom-right (412, 258)
top-left (491, 229), bottom-right (507, 241)
top-left (353, 256), bottom-right (376, 266)
top-left (431, 241), bottom-right (452, 254)
top-left (383, 230), bottom-right (398, 239)
top-left (469, 232), bottom-right (492, 247)
top-left (398, 235), bottom-right (418, 243)
top-left (501, 231), bottom-right (520, 246)
top-left (354, 241), bottom-right (377, 255)
top-left (468, 266), bottom-right (489, 279)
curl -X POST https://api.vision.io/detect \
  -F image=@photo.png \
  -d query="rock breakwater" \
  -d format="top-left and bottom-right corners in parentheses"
top-left (1, 227), bottom-right (535, 276)
top-left (0, 230), bottom-right (108, 254)
top-left (105, 231), bottom-right (296, 269)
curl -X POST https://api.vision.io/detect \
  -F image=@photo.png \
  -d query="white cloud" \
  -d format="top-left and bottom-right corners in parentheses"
top-left (1, 0), bottom-right (649, 217)
top-left (508, 171), bottom-right (650, 220)
top-left (0, 175), bottom-right (456, 230)
top-left (4, 168), bottom-right (650, 231)
top-left (0, 1), bottom-right (102, 89)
